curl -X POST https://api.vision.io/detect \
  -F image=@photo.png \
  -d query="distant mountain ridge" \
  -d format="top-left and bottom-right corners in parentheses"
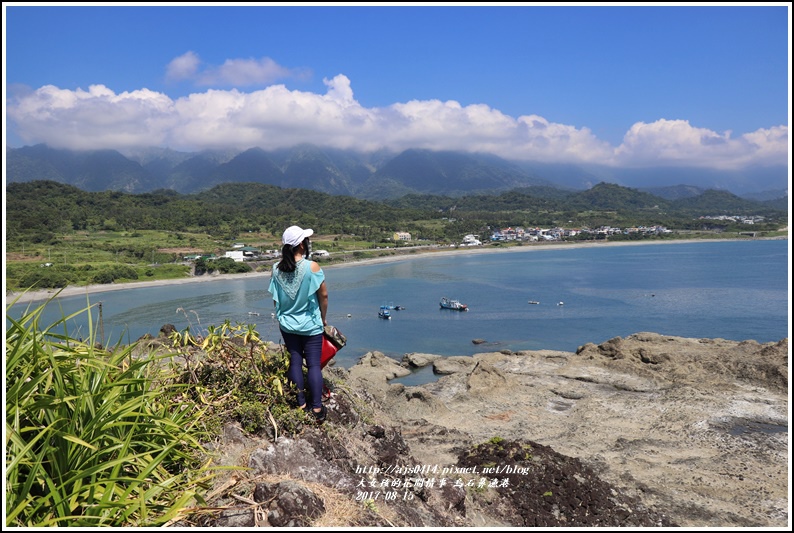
top-left (5, 144), bottom-right (788, 200)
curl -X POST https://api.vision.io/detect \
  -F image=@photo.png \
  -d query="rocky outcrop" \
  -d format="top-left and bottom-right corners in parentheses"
top-left (192, 332), bottom-right (788, 528)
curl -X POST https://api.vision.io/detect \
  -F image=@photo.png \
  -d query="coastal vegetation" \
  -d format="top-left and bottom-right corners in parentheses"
top-left (5, 299), bottom-right (211, 526)
top-left (5, 298), bottom-right (310, 527)
top-left (4, 179), bottom-right (787, 291)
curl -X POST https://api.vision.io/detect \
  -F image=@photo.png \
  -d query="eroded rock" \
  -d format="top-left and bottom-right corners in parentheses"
top-left (197, 332), bottom-right (788, 528)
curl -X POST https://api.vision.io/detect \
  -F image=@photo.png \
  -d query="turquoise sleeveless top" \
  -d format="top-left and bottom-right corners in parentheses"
top-left (269, 259), bottom-right (325, 336)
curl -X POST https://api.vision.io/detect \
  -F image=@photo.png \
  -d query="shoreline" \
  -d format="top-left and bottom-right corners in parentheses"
top-left (5, 237), bottom-right (784, 305)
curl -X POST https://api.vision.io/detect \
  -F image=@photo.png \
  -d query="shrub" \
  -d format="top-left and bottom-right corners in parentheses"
top-left (89, 264), bottom-right (139, 284)
top-left (89, 269), bottom-right (116, 284)
top-left (167, 319), bottom-right (305, 438)
top-left (5, 299), bottom-right (217, 527)
top-left (234, 401), bottom-right (270, 434)
top-left (18, 269), bottom-right (76, 289)
top-left (212, 257), bottom-right (252, 274)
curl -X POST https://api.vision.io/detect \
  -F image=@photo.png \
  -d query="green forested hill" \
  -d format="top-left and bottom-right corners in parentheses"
top-left (669, 189), bottom-right (778, 215)
top-left (5, 181), bottom-right (435, 244)
top-left (5, 180), bottom-right (787, 249)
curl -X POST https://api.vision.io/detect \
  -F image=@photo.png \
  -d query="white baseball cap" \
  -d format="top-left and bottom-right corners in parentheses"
top-left (282, 225), bottom-right (314, 247)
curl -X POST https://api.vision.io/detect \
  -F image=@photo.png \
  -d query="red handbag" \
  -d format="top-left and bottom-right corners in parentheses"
top-left (321, 325), bottom-right (346, 368)
top-left (321, 335), bottom-right (338, 368)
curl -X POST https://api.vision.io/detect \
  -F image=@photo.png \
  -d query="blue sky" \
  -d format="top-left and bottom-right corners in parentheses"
top-left (3, 3), bottom-right (790, 171)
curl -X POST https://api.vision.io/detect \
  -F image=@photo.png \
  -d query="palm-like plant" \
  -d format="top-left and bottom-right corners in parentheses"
top-left (5, 297), bottom-right (218, 527)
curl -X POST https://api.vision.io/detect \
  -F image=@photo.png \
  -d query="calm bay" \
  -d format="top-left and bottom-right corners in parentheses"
top-left (7, 239), bottom-right (789, 383)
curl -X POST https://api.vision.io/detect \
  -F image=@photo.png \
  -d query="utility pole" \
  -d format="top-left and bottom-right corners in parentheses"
top-left (98, 302), bottom-right (104, 347)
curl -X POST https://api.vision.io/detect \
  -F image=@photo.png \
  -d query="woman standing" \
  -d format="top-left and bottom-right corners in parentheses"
top-left (268, 225), bottom-right (329, 422)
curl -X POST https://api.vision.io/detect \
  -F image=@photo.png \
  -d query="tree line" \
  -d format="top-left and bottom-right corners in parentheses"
top-left (6, 180), bottom-right (787, 249)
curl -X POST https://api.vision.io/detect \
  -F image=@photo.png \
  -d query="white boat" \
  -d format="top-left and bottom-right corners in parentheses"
top-left (440, 297), bottom-right (468, 311)
top-left (528, 300), bottom-right (540, 305)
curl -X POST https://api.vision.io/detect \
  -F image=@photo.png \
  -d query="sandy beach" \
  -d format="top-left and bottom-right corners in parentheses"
top-left (5, 237), bottom-right (781, 305)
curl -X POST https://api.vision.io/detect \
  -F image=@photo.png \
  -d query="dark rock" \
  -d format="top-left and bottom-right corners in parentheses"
top-left (214, 506), bottom-right (256, 528)
top-left (367, 425), bottom-right (386, 438)
top-left (456, 439), bottom-right (676, 527)
top-left (254, 480), bottom-right (325, 527)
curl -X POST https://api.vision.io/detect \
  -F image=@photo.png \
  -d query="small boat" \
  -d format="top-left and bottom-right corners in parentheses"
top-left (440, 297), bottom-right (468, 311)
top-left (528, 300), bottom-right (540, 305)
top-left (378, 306), bottom-right (392, 319)
top-left (557, 301), bottom-right (564, 306)
top-left (248, 311), bottom-right (260, 316)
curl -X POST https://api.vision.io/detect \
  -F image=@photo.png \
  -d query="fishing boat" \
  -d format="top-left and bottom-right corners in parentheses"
top-left (440, 297), bottom-right (468, 311)
top-left (378, 306), bottom-right (392, 319)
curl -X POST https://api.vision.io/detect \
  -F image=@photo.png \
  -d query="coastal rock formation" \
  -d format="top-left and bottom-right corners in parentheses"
top-left (196, 332), bottom-right (788, 527)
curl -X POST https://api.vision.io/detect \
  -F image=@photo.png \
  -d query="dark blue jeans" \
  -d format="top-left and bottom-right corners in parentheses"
top-left (281, 330), bottom-right (324, 410)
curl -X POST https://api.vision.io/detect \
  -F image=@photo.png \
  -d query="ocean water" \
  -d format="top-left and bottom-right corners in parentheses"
top-left (7, 240), bottom-right (790, 385)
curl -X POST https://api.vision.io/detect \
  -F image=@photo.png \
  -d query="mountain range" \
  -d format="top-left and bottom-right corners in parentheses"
top-left (5, 143), bottom-right (789, 201)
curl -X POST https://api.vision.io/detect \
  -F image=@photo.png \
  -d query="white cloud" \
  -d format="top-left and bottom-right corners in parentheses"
top-left (166, 51), bottom-right (310, 87)
top-left (323, 74), bottom-right (356, 106)
top-left (6, 78), bottom-right (788, 171)
top-left (166, 51), bottom-right (200, 82)
top-left (614, 119), bottom-right (789, 169)
top-left (198, 57), bottom-right (297, 86)
top-left (8, 84), bottom-right (175, 149)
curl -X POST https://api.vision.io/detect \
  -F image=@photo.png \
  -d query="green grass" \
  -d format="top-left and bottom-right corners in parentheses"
top-left (5, 297), bottom-right (219, 527)
top-left (8, 229), bottom-right (223, 264)
top-left (5, 292), bottom-right (318, 526)
top-left (5, 228), bottom-right (224, 290)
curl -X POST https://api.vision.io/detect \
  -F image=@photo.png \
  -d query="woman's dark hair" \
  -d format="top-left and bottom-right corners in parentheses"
top-left (277, 243), bottom-right (296, 272)
top-left (276, 237), bottom-right (310, 272)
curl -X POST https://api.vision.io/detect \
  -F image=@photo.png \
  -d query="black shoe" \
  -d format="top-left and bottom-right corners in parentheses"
top-left (312, 405), bottom-right (327, 423)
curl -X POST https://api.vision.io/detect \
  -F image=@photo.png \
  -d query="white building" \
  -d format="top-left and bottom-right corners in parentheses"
top-left (225, 251), bottom-right (245, 262)
top-left (462, 234), bottom-right (482, 246)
